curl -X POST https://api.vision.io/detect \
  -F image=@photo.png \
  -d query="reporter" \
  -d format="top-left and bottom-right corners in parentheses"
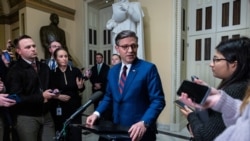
top-left (180, 83), bottom-right (250, 141)
top-left (0, 39), bottom-right (18, 141)
top-left (6, 35), bottom-right (56, 141)
top-left (179, 37), bottom-right (250, 141)
top-left (49, 48), bottom-right (85, 141)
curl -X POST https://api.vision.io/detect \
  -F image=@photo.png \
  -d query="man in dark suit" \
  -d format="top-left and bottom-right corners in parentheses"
top-left (86, 30), bottom-right (165, 141)
top-left (89, 53), bottom-right (110, 109)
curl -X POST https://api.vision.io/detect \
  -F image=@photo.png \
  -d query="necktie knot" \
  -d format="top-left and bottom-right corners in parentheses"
top-left (122, 65), bottom-right (127, 76)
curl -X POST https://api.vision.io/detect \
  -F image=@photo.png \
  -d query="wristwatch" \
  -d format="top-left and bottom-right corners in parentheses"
top-left (141, 121), bottom-right (149, 128)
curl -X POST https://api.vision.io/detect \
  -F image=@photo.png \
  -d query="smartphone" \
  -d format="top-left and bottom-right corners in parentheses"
top-left (174, 100), bottom-right (185, 109)
top-left (52, 89), bottom-right (61, 95)
top-left (3, 52), bottom-right (11, 62)
top-left (177, 80), bottom-right (211, 104)
top-left (7, 94), bottom-right (21, 103)
top-left (174, 100), bottom-right (194, 111)
top-left (191, 75), bottom-right (199, 81)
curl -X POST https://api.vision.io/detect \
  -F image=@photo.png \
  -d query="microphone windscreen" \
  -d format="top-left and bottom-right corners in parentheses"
top-left (89, 91), bottom-right (103, 102)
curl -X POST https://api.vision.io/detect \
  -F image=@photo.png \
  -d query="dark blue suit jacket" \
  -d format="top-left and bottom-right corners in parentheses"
top-left (96, 58), bottom-right (165, 135)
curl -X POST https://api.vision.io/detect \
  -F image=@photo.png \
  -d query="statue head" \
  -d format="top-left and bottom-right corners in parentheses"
top-left (50, 13), bottom-right (59, 25)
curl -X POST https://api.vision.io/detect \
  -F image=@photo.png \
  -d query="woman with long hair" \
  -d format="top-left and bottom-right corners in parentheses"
top-left (180, 37), bottom-right (250, 141)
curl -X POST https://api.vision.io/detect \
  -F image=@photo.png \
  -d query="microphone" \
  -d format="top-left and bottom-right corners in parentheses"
top-left (69, 91), bottom-right (103, 120)
top-left (55, 91), bottom-right (103, 140)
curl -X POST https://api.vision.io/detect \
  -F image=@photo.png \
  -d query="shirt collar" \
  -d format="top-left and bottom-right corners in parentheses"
top-left (22, 57), bottom-right (34, 64)
top-left (121, 63), bottom-right (131, 71)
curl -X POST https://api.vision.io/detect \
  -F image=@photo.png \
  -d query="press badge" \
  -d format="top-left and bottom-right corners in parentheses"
top-left (56, 105), bottom-right (62, 116)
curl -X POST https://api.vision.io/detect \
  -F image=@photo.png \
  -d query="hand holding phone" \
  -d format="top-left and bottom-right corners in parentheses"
top-left (3, 52), bottom-right (11, 62)
top-left (7, 94), bottom-right (21, 103)
top-left (174, 100), bottom-right (194, 111)
top-left (177, 80), bottom-right (211, 104)
top-left (174, 100), bottom-right (186, 109)
top-left (52, 89), bottom-right (61, 95)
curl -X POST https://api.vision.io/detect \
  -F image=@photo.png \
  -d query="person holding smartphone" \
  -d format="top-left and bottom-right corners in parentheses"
top-left (179, 81), bottom-right (250, 141)
top-left (0, 79), bottom-right (16, 141)
top-left (0, 39), bottom-right (19, 141)
top-left (179, 37), bottom-right (250, 141)
top-left (6, 35), bottom-right (56, 141)
top-left (49, 48), bottom-right (85, 141)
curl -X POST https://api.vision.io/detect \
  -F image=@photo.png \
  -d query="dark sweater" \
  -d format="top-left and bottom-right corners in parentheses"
top-left (188, 81), bottom-right (248, 141)
top-left (6, 58), bottom-right (50, 116)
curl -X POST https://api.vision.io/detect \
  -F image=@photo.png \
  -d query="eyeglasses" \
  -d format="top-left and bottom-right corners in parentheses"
top-left (212, 57), bottom-right (228, 64)
top-left (118, 44), bottom-right (138, 51)
top-left (50, 45), bottom-right (61, 48)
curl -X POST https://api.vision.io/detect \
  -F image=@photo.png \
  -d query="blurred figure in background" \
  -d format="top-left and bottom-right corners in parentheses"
top-left (111, 54), bottom-right (121, 66)
top-left (89, 53), bottom-right (110, 109)
top-left (0, 39), bottom-right (19, 141)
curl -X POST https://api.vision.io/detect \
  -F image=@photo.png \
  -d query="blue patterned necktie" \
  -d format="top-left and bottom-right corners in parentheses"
top-left (51, 59), bottom-right (55, 70)
top-left (119, 65), bottom-right (127, 94)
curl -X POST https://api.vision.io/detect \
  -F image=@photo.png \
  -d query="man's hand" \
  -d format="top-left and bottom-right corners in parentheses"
top-left (56, 94), bottom-right (71, 102)
top-left (0, 80), bottom-right (5, 93)
top-left (0, 94), bottom-right (16, 107)
top-left (76, 77), bottom-right (84, 89)
top-left (128, 121), bottom-right (147, 141)
top-left (86, 114), bottom-right (98, 125)
top-left (43, 89), bottom-right (56, 103)
top-left (94, 83), bottom-right (102, 90)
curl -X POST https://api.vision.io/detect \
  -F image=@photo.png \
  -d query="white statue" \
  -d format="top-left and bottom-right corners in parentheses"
top-left (106, 0), bottom-right (145, 59)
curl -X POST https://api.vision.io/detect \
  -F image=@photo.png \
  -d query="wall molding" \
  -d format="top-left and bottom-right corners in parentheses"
top-left (26, 0), bottom-right (75, 20)
top-left (0, 0), bottom-right (76, 24)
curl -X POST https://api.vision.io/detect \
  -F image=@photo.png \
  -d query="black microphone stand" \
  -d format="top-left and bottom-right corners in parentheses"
top-left (54, 100), bottom-right (92, 141)
top-left (54, 118), bottom-right (71, 141)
